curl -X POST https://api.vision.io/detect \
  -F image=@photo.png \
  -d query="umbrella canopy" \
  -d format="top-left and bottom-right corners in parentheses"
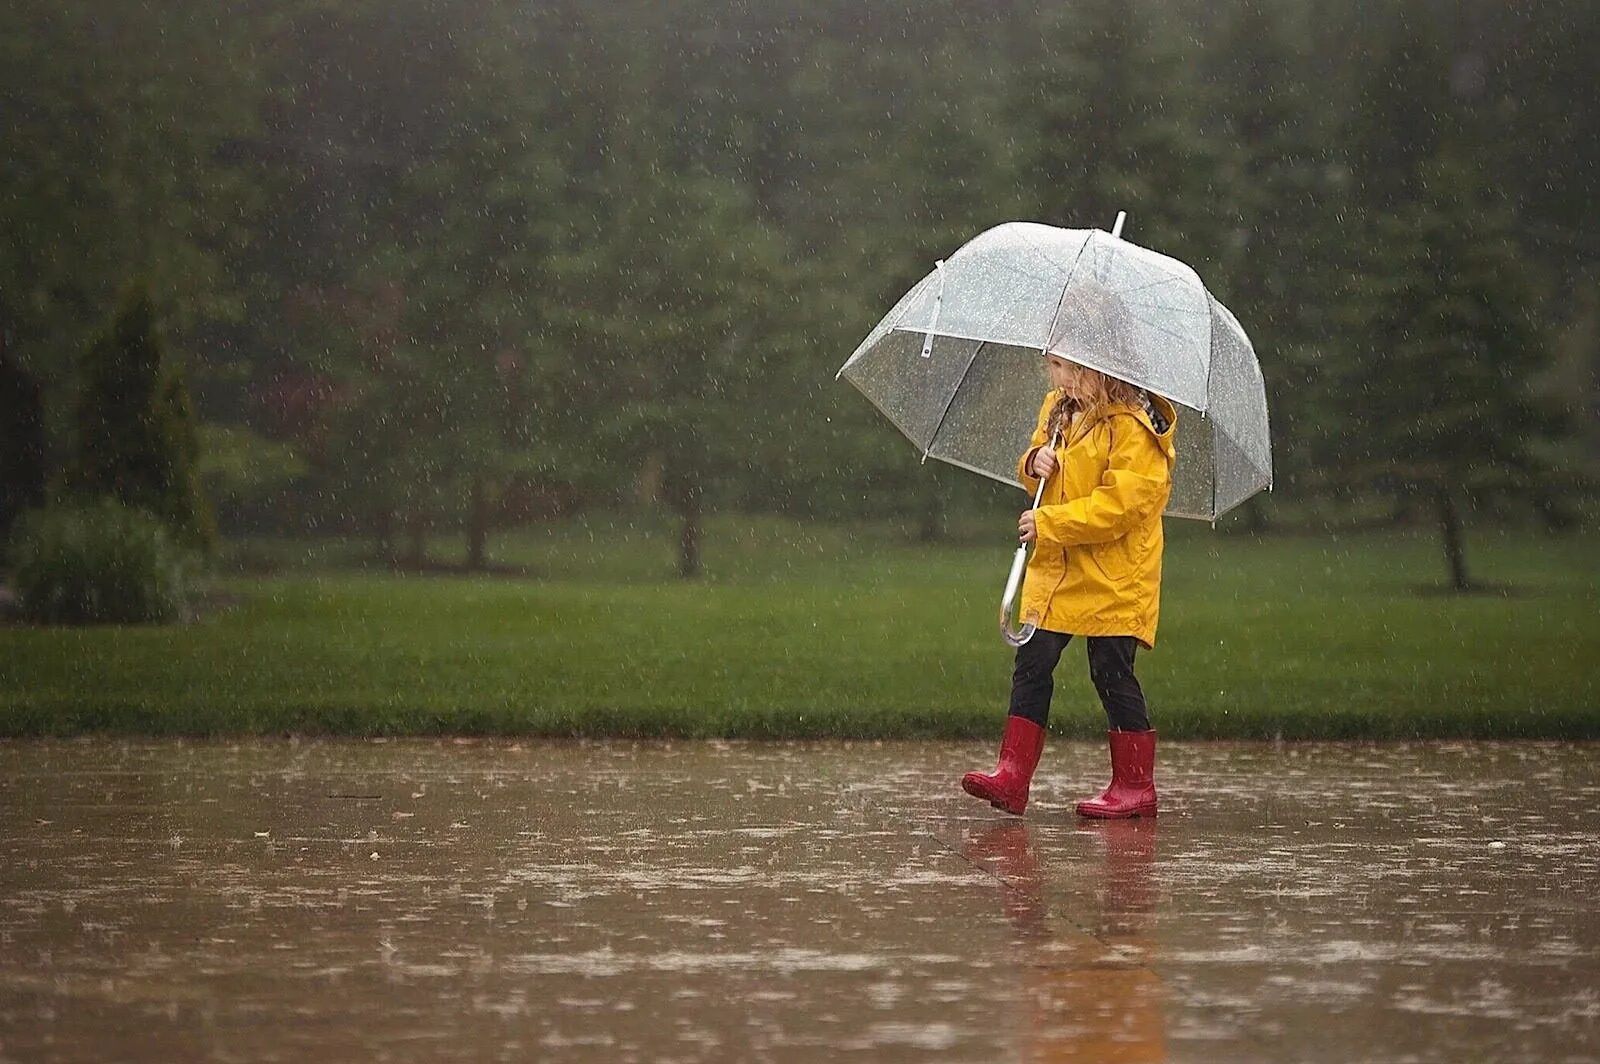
top-left (837, 221), bottom-right (1272, 520)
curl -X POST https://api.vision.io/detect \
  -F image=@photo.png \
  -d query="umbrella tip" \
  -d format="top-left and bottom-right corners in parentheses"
top-left (1111, 211), bottom-right (1127, 239)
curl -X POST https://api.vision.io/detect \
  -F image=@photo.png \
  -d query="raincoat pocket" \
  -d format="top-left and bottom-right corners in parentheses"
top-left (1084, 536), bottom-right (1136, 584)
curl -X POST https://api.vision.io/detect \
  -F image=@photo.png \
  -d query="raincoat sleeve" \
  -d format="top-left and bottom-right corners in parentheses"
top-left (1016, 395), bottom-right (1054, 494)
top-left (1033, 416), bottom-right (1168, 546)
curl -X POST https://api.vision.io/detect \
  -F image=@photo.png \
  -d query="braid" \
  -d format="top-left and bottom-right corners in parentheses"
top-left (1046, 391), bottom-right (1077, 441)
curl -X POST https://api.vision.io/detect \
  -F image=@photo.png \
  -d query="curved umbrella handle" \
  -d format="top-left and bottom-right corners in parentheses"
top-left (999, 544), bottom-right (1037, 646)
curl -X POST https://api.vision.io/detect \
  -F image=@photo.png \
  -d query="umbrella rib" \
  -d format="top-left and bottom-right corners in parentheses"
top-left (1014, 226), bottom-right (1088, 275)
top-left (1204, 291), bottom-right (1221, 403)
top-left (1123, 314), bottom-right (1210, 348)
top-left (1122, 316), bottom-right (1200, 349)
top-left (920, 340), bottom-right (988, 462)
top-left (1115, 272), bottom-right (1192, 297)
top-left (1042, 233), bottom-right (1096, 353)
top-left (844, 366), bottom-right (943, 456)
top-left (981, 257), bottom-right (1065, 286)
top-left (1206, 291), bottom-right (1220, 520)
top-left (933, 449), bottom-right (1026, 490)
top-left (1044, 307), bottom-right (1199, 359)
top-left (1121, 297), bottom-right (1210, 316)
top-left (1213, 416), bottom-right (1220, 522)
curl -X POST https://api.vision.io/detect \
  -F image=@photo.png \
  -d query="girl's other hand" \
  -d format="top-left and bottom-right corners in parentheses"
top-left (1031, 448), bottom-right (1057, 479)
top-left (1018, 510), bottom-right (1037, 543)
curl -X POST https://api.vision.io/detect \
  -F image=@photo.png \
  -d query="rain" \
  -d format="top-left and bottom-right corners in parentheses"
top-left (1, 0), bottom-right (1597, 1060)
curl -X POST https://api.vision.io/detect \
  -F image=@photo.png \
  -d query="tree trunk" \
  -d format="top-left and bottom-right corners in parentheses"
top-left (407, 511), bottom-right (427, 569)
top-left (637, 449), bottom-right (665, 508)
top-left (678, 488), bottom-right (701, 579)
top-left (466, 476), bottom-right (489, 571)
top-left (1434, 482), bottom-right (1470, 592)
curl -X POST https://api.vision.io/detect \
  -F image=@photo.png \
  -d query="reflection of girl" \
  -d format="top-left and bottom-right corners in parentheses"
top-left (961, 820), bottom-right (1164, 1060)
top-left (962, 354), bottom-right (1177, 818)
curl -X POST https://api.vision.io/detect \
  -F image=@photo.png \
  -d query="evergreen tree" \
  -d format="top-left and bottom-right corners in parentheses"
top-left (386, 16), bottom-right (569, 570)
top-left (72, 284), bottom-right (215, 550)
top-left (155, 362), bottom-right (216, 550)
top-left (258, 0), bottom-right (581, 564)
top-left (1200, 0), bottom-right (1352, 524)
top-left (1013, 0), bottom-right (1224, 258)
top-left (0, 0), bottom-right (262, 446)
top-left (1335, 156), bottom-right (1563, 589)
top-left (1342, 0), bottom-right (1462, 216)
top-left (553, 161), bottom-right (784, 577)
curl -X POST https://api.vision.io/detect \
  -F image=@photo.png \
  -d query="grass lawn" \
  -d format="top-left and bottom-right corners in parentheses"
top-left (2, 515), bottom-right (1596, 739)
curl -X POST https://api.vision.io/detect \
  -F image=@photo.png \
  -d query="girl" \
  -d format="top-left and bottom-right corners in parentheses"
top-left (962, 353), bottom-right (1177, 818)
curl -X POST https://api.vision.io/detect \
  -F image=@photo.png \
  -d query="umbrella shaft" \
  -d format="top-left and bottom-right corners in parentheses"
top-left (1002, 545), bottom-right (1029, 611)
top-left (1000, 433), bottom-right (1057, 646)
top-left (1029, 431), bottom-right (1057, 509)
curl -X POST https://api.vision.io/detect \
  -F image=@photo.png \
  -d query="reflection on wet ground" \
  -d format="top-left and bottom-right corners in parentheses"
top-left (1, 740), bottom-right (1596, 1061)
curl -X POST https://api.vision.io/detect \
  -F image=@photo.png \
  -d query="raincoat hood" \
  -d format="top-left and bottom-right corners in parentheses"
top-left (1048, 389), bottom-right (1179, 461)
top-left (1081, 394), bottom-right (1178, 464)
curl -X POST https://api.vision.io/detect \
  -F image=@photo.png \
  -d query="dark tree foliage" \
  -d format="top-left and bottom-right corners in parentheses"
top-left (1334, 158), bottom-right (1563, 588)
top-left (0, 341), bottom-right (48, 545)
top-left (71, 284), bottom-right (215, 551)
top-left (0, 0), bottom-right (1592, 577)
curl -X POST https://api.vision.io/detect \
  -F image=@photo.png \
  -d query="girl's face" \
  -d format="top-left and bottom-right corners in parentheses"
top-left (1046, 355), bottom-right (1090, 399)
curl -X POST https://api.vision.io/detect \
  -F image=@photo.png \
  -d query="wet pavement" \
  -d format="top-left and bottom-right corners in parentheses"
top-left (1, 739), bottom-right (1596, 1062)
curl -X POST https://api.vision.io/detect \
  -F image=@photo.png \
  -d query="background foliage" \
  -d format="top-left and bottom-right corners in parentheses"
top-left (2, 0), bottom-right (1595, 576)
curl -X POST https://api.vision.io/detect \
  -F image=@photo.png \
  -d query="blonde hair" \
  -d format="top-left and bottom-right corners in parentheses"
top-left (1045, 366), bottom-right (1143, 440)
top-left (1074, 365), bottom-right (1142, 410)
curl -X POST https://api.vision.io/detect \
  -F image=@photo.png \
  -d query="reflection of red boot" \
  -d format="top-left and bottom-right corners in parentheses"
top-left (961, 715), bottom-right (1046, 816)
top-left (1075, 730), bottom-right (1158, 819)
top-left (1082, 818), bottom-right (1159, 923)
top-left (961, 822), bottom-right (1046, 936)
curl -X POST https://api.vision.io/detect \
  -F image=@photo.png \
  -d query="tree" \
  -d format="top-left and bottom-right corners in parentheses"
top-left (0, 1), bottom-right (262, 446)
top-left (72, 284), bottom-right (215, 550)
top-left (1013, 0), bottom-right (1225, 260)
top-left (248, 0), bottom-right (582, 565)
top-left (1198, 0), bottom-right (1356, 528)
top-left (0, 337), bottom-right (48, 545)
top-left (1342, 0), bottom-right (1462, 217)
top-left (1334, 157), bottom-right (1564, 590)
top-left (384, 15), bottom-right (573, 570)
top-left (553, 159), bottom-right (785, 577)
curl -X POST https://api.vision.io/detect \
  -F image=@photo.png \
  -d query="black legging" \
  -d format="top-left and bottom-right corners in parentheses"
top-left (1007, 630), bottom-right (1151, 732)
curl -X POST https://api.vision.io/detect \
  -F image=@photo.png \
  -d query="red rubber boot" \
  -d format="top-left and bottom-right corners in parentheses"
top-left (1075, 729), bottom-right (1158, 819)
top-left (961, 715), bottom-right (1046, 815)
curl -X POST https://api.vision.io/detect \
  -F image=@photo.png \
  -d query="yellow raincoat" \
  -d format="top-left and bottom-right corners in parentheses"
top-left (1017, 389), bottom-right (1178, 648)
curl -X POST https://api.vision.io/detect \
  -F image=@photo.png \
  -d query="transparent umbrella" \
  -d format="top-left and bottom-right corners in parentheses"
top-left (836, 215), bottom-right (1272, 644)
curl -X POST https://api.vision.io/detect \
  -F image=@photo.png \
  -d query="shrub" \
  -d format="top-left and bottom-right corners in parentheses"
top-left (9, 499), bottom-right (194, 624)
top-left (71, 283), bottom-right (215, 551)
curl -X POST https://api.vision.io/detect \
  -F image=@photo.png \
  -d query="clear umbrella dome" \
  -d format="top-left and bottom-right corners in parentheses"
top-left (838, 221), bottom-right (1272, 520)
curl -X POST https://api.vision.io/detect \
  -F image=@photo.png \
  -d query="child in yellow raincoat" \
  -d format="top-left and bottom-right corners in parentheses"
top-left (962, 353), bottom-right (1177, 818)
